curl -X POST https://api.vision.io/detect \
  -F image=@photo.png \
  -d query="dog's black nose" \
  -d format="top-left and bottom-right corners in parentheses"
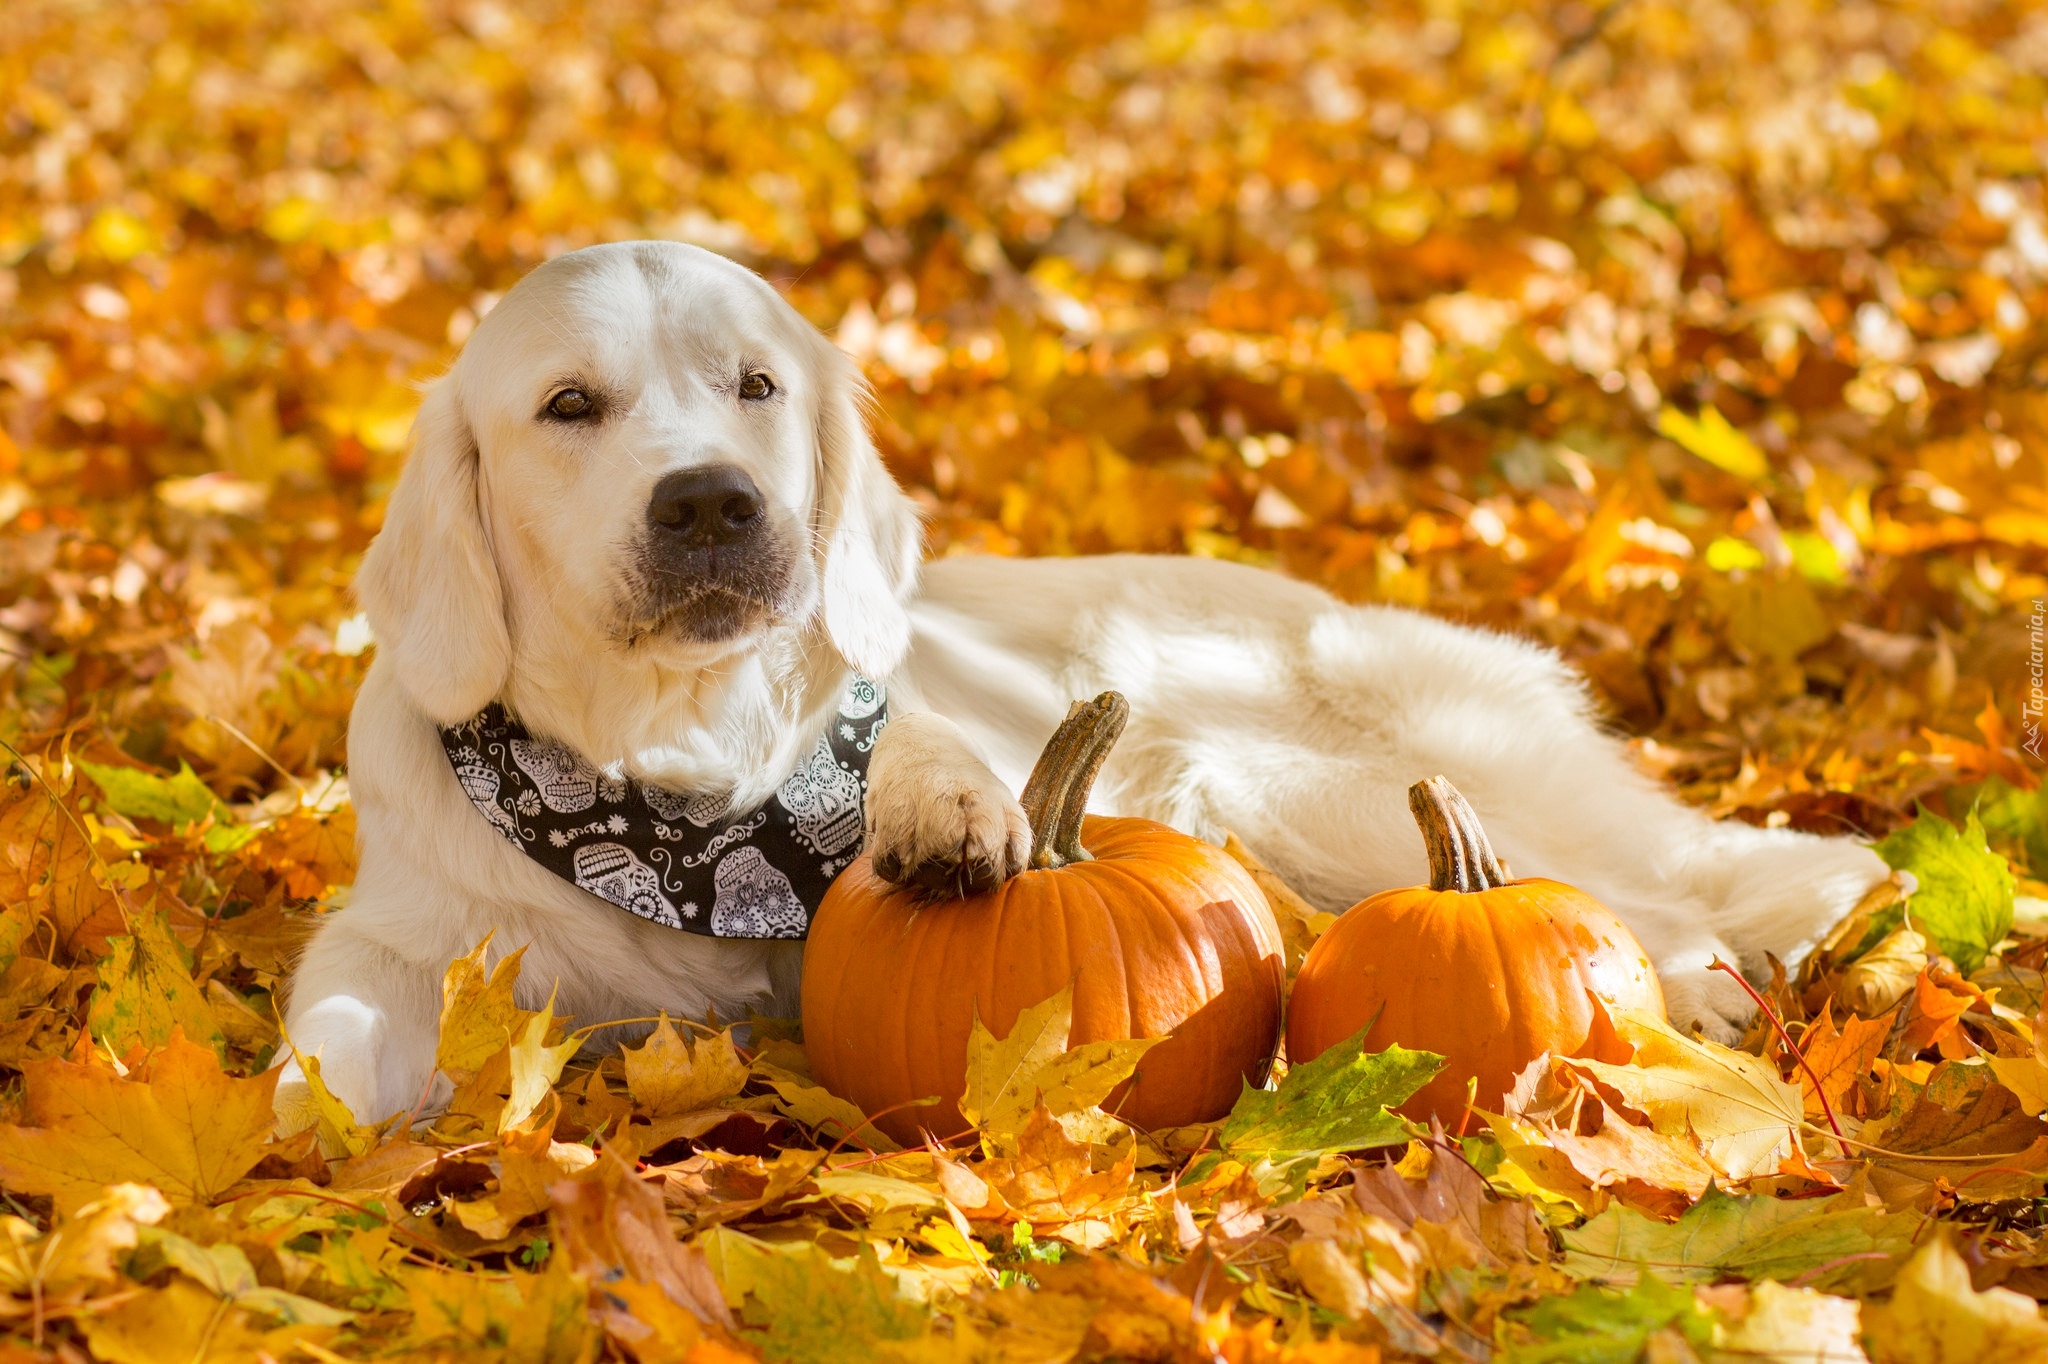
top-left (647, 466), bottom-right (764, 547)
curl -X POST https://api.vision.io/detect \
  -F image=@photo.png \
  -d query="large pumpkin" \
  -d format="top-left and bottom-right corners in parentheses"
top-left (1287, 776), bottom-right (1665, 1125)
top-left (803, 692), bottom-right (1284, 1146)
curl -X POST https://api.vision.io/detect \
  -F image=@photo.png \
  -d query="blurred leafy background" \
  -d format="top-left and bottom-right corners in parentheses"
top-left (3, 0), bottom-right (2044, 818)
top-left (2, 1), bottom-right (2048, 1359)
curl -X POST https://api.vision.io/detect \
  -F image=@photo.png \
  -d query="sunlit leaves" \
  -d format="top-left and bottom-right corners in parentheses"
top-left (0, 1183), bottom-right (166, 1299)
top-left (1567, 1010), bottom-right (1804, 1182)
top-left (502, 996), bottom-right (578, 1134)
top-left (1656, 405), bottom-right (1768, 482)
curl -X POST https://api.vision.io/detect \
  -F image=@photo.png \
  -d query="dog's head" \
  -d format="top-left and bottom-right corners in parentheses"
top-left (357, 242), bottom-right (921, 727)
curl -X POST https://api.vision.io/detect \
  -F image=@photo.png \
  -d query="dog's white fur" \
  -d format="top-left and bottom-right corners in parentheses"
top-left (277, 241), bottom-right (1884, 1131)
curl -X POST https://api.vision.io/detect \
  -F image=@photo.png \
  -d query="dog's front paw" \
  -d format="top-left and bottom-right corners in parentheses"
top-left (273, 1069), bottom-right (323, 1139)
top-left (865, 715), bottom-right (1030, 897)
top-left (1656, 943), bottom-right (1758, 1046)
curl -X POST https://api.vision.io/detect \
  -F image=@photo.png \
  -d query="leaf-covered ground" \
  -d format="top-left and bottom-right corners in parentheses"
top-left (2, 0), bottom-right (2048, 1359)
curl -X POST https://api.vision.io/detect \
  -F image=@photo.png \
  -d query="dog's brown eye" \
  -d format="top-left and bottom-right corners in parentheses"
top-left (738, 372), bottom-right (774, 401)
top-left (547, 388), bottom-right (593, 419)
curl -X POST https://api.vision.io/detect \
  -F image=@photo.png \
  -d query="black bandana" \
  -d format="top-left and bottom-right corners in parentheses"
top-left (438, 677), bottom-right (887, 938)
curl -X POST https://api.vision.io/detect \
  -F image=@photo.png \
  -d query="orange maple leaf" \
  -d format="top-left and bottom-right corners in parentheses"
top-left (0, 780), bottom-right (132, 960)
top-left (1798, 1002), bottom-right (1895, 1120)
top-left (1899, 971), bottom-right (1985, 1058)
top-left (248, 805), bottom-right (358, 900)
top-left (1920, 701), bottom-right (2039, 793)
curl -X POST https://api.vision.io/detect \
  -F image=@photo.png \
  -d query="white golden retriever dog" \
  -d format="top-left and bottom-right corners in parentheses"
top-left (277, 241), bottom-right (1884, 1130)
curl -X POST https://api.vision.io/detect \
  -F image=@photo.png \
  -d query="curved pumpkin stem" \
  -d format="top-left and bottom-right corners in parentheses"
top-left (1020, 691), bottom-right (1129, 870)
top-left (1408, 775), bottom-right (1511, 893)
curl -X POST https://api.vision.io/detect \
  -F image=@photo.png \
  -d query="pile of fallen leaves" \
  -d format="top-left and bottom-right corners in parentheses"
top-left (2, 0), bottom-right (2048, 1358)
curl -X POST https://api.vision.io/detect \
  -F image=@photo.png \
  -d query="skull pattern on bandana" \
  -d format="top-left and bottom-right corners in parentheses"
top-left (439, 676), bottom-right (887, 938)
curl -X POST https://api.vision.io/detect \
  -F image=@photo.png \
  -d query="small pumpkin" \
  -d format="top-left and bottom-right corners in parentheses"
top-left (803, 692), bottom-right (1284, 1146)
top-left (1286, 775), bottom-right (1665, 1125)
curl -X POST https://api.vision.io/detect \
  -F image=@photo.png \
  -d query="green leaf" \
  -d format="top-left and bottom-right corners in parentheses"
top-left (1876, 805), bottom-right (2015, 974)
top-left (1972, 776), bottom-right (2048, 878)
top-left (202, 822), bottom-right (260, 854)
top-left (87, 908), bottom-right (225, 1059)
top-left (1219, 1025), bottom-right (1440, 1158)
top-left (1783, 529), bottom-right (1845, 583)
top-left (79, 759), bottom-right (222, 827)
top-left (1504, 1277), bottom-right (1715, 1364)
top-left (704, 1228), bottom-right (935, 1364)
top-left (1561, 1186), bottom-right (1923, 1293)
top-left (151, 1230), bottom-right (354, 1325)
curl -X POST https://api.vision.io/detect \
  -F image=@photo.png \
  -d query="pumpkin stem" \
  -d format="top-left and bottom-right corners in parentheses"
top-left (1408, 776), bottom-right (1511, 893)
top-left (1019, 691), bottom-right (1129, 869)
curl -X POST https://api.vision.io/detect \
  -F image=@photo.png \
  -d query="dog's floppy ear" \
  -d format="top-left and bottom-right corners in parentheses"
top-left (814, 345), bottom-right (922, 679)
top-left (355, 377), bottom-right (510, 724)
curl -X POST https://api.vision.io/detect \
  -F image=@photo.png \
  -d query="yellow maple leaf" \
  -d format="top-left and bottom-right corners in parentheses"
top-left (977, 1105), bottom-right (1138, 1230)
top-left (1862, 1231), bottom-right (2048, 1362)
top-left (621, 1013), bottom-right (749, 1118)
top-left (501, 995), bottom-right (578, 1134)
top-left (86, 905), bottom-right (224, 1059)
top-left (0, 1028), bottom-right (279, 1214)
top-left (960, 986), bottom-right (1075, 1137)
top-left (435, 934), bottom-right (528, 1085)
top-left (960, 983), bottom-right (1160, 1149)
top-left (753, 1058), bottom-right (898, 1150)
top-left (290, 1046), bottom-right (385, 1157)
top-left (1567, 1008), bottom-right (1803, 1181)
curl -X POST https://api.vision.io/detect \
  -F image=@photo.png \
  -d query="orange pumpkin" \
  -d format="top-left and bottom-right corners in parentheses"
top-left (802, 692), bottom-right (1284, 1146)
top-left (1286, 776), bottom-right (1665, 1125)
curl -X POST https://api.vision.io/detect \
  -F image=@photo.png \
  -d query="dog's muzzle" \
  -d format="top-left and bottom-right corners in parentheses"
top-left (629, 464), bottom-right (792, 642)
